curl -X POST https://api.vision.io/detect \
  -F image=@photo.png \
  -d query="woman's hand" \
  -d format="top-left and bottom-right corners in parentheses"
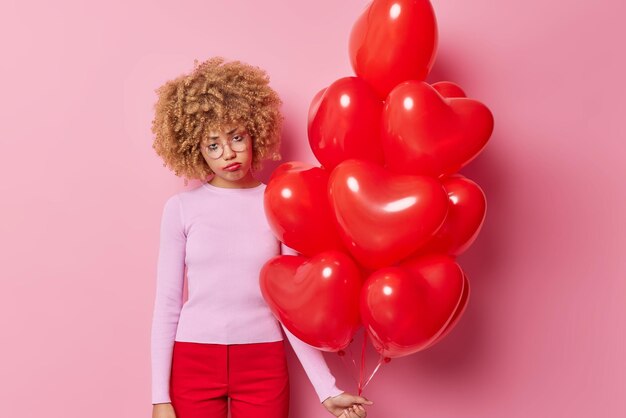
top-left (322, 392), bottom-right (373, 417)
top-left (152, 403), bottom-right (176, 418)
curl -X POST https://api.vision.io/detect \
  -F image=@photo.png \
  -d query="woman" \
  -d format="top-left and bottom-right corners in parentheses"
top-left (150, 57), bottom-right (372, 418)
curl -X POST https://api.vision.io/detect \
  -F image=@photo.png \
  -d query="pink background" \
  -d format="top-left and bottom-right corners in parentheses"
top-left (1, 1), bottom-right (624, 417)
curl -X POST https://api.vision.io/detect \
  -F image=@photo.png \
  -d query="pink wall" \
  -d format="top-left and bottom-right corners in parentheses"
top-left (1, 1), bottom-right (624, 417)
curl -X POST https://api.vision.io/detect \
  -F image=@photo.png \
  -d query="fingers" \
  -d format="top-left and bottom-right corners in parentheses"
top-left (354, 404), bottom-right (367, 417)
top-left (342, 404), bottom-right (367, 418)
top-left (343, 393), bottom-right (374, 406)
top-left (353, 395), bottom-right (374, 405)
top-left (341, 409), bottom-right (358, 418)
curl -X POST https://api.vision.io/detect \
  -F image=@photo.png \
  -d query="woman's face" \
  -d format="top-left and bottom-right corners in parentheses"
top-left (200, 124), bottom-right (256, 186)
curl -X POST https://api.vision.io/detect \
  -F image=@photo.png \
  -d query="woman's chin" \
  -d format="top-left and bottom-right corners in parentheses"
top-left (212, 168), bottom-right (253, 184)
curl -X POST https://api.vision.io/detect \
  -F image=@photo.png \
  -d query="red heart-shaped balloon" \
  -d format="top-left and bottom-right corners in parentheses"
top-left (360, 254), bottom-right (465, 358)
top-left (349, 0), bottom-right (438, 99)
top-left (264, 162), bottom-right (344, 256)
top-left (328, 159), bottom-right (449, 270)
top-left (308, 77), bottom-right (384, 171)
top-left (426, 272), bottom-right (470, 348)
top-left (307, 87), bottom-right (327, 127)
top-left (382, 80), bottom-right (494, 177)
top-left (415, 174), bottom-right (487, 256)
top-left (259, 251), bottom-right (363, 351)
top-left (431, 81), bottom-right (467, 98)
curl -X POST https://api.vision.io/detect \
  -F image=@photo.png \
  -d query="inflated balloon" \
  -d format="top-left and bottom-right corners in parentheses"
top-left (382, 80), bottom-right (494, 177)
top-left (307, 87), bottom-right (327, 127)
top-left (414, 174), bottom-right (487, 256)
top-left (264, 162), bottom-right (344, 256)
top-left (252, 0), bottom-right (490, 394)
top-left (349, 0), bottom-right (438, 99)
top-left (431, 81), bottom-right (466, 98)
top-left (260, 251), bottom-right (363, 351)
top-left (328, 159), bottom-right (448, 270)
top-left (426, 273), bottom-right (469, 347)
top-left (308, 77), bottom-right (384, 171)
top-left (360, 254), bottom-right (465, 358)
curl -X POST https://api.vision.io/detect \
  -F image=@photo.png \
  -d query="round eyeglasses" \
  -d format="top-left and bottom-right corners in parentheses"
top-left (205, 133), bottom-right (250, 159)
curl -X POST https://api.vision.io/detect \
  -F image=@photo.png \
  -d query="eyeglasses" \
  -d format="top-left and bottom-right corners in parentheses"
top-left (205, 132), bottom-right (250, 159)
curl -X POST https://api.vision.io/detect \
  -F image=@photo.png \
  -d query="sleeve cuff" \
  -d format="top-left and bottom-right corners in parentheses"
top-left (320, 385), bottom-right (345, 403)
top-left (151, 393), bottom-right (172, 405)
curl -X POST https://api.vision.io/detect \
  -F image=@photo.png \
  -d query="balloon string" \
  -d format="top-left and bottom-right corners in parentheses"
top-left (361, 353), bottom-right (385, 390)
top-left (347, 340), bottom-right (359, 372)
top-left (342, 332), bottom-right (387, 395)
top-left (358, 331), bottom-right (367, 395)
top-left (339, 350), bottom-right (359, 388)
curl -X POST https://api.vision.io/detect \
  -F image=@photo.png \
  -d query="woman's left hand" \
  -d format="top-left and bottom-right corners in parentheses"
top-left (322, 392), bottom-right (373, 417)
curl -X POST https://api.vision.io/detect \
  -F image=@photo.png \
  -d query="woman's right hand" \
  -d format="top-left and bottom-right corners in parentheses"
top-left (152, 403), bottom-right (176, 418)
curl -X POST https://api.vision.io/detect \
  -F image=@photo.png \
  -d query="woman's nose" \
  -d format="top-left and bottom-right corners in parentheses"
top-left (222, 143), bottom-right (236, 159)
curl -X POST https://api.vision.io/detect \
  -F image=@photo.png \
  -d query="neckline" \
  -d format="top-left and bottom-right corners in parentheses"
top-left (201, 181), bottom-right (265, 193)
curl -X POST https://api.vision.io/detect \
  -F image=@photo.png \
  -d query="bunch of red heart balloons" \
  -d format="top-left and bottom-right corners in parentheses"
top-left (261, 0), bottom-right (493, 372)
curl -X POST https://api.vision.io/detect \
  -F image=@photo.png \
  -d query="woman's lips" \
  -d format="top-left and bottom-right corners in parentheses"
top-left (223, 163), bottom-right (242, 172)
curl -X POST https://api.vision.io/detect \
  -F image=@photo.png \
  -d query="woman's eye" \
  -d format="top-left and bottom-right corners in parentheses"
top-left (208, 144), bottom-right (219, 151)
top-left (232, 135), bottom-right (243, 142)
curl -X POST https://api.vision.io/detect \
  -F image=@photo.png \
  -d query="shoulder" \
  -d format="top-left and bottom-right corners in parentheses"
top-left (161, 185), bottom-right (203, 218)
top-left (167, 184), bottom-right (206, 207)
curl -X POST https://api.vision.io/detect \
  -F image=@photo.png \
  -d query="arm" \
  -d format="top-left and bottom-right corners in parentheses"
top-left (278, 242), bottom-right (373, 417)
top-left (151, 195), bottom-right (186, 405)
top-left (281, 323), bottom-right (345, 403)
top-left (278, 242), bottom-right (344, 403)
top-left (284, 325), bottom-right (374, 417)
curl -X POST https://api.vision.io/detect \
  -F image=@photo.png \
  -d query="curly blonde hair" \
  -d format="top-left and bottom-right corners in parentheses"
top-left (151, 57), bottom-right (284, 185)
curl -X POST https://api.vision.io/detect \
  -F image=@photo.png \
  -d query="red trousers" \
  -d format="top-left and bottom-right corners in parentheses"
top-left (170, 340), bottom-right (290, 418)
